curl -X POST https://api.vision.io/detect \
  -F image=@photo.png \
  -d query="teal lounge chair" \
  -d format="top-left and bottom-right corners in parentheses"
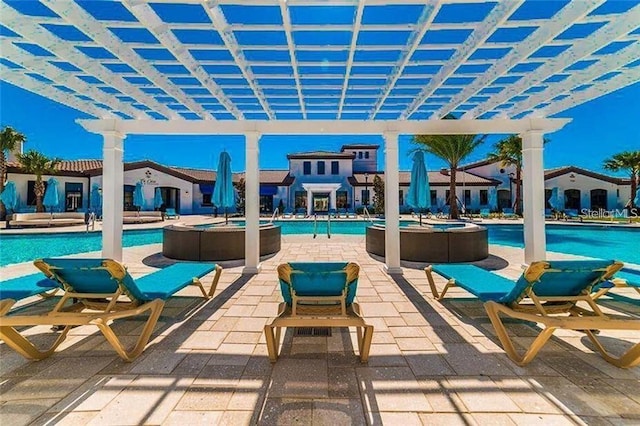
top-left (501, 207), bottom-right (518, 219)
top-left (165, 208), bottom-right (179, 219)
top-left (1, 273), bottom-right (60, 312)
top-left (295, 208), bottom-right (306, 218)
top-left (479, 208), bottom-right (491, 219)
top-left (425, 260), bottom-right (640, 368)
top-left (593, 268), bottom-right (640, 299)
top-left (264, 262), bottom-right (373, 363)
top-left (0, 258), bottom-right (222, 361)
top-left (337, 208), bottom-right (347, 218)
top-left (563, 209), bottom-right (582, 222)
top-left (282, 208), bottom-right (294, 219)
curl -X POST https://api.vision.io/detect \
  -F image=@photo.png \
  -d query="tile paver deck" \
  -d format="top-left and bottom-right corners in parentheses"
top-left (0, 234), bottom-right (638, 425)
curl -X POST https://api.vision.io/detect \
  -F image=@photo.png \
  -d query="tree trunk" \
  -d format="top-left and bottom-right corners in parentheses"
top-left (34, 179), bottom-right (45, 213)
top-left (515, 166), bottom-right (522, 216)
top-left (631, 172), bottom-right (638, 209)
top-left (0, 151), bottom-right (6, 220)
top-left (449, 167), bottom-right (459, 219)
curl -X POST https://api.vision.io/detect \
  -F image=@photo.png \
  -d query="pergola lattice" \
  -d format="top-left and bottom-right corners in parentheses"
top-left (2, 0), bottom-right (638, 272)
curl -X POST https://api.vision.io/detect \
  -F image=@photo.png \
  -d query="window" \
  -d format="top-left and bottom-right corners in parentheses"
top-left (399, 190), bottom-right (404, 206)
top-left (464, 190), bottom-right (471, 206)
top-left (336, 191), bottom-right (347, 208)
top-left (124, 184), bottom-right (136, 211)
top-left (202, 193), bottom-right (213, 206)
top-left (358, 152), bottom-right (363, 159)
top-left (430, 190), bottom-right (437, 206)
top-left (303, 161), bottom-right (311, 175)
top-left (317, 161), bottom-right (325, 175)
top-left (479, 190), bottom-right (488, 205)
top-left (365, 151), bottom-right (369, 159)
top-left (331, 161), bottom-right (339, 175)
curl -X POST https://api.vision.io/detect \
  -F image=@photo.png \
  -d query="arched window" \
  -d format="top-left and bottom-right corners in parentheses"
top-left (564, 189), bottom-right (581, 210)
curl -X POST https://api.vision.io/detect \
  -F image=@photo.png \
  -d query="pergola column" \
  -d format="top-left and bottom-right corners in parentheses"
top-left (101, 131), bottom-right (125, 261)
top-left (329, 190), bottom-right (336, 210)
top-left (383, 132), bottom-right (402, 275)
top-left (244, 132), bottom-right (261, 274)
top-left (307, 188), bottom-right (313, 216)
top-left (522, 130), bottom-right (546, 264)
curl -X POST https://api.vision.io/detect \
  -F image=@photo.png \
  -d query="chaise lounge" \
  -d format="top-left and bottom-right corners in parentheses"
top-left (0, 259), bottom-right (222, 361)
top-left (264, 262), bottom-right (373, 363)
top-left (425, 260), bottom-right (640, 368)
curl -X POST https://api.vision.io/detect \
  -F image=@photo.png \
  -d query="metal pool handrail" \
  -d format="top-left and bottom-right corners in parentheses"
top-left (269, 207), bottom-right (279, 223)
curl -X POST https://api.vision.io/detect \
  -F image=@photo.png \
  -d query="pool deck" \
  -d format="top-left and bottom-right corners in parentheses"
top-left (1, 235), bottom-right (639, 425)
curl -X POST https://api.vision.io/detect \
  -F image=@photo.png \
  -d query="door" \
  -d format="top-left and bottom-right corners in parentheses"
top-left (65, 182), bottom-right (83, 212)
top-left (313, 193), bottom-right (329, 213)
top-left (564, 189), bottom-right (581, 210)
top-left (590, 189), bottom-right (607, 211)
top-left (260, 195), bottom-right (273, 213)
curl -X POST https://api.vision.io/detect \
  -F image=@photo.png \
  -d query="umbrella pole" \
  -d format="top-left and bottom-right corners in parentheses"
top-left (419, 213), bottom-right (422, 226)
top-left (225, 208), bottom-right (228, 225)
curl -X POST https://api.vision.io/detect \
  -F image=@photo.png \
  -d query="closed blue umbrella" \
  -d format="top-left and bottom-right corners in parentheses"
top-left (634, 187), bottom-right (640, 208)
top-left (213, 151), bottom-right (235, 224)
top-left (488, 187), bottom-right (498, 211)
top-left (154, 187), bottom-right (164, 210)
top-left (0, 181), bottom-right (18, 213)
top-left (133, 181), bottom-right (145, 211)
top-left (90, 183), bottom-right (102, 212)
top-left (406, 151), bottom-right (430, 225)
top-left (43, 177), bottom-right (59, 214)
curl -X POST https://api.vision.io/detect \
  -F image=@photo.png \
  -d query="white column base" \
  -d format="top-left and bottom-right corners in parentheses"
top-left (242, 264), bottom-right (262, 275)
top-left (383, 265), bottom-right (403, 275)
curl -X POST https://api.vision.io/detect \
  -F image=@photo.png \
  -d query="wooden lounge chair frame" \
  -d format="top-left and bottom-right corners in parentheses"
top-left (0, 259), bottom-right (222, 362)
top-left (264, 262), bottom-right (373, 363)
top-left (425, 261), bottom-right (640, 368)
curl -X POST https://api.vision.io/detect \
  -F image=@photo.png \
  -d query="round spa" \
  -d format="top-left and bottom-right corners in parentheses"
top-left (366, 222), bottom-right (488, 263)
top-left (163, 222), bottom-right (281, 261)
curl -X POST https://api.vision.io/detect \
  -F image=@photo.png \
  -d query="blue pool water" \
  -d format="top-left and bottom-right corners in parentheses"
top-left (1, 222), bottom-right (638, 267)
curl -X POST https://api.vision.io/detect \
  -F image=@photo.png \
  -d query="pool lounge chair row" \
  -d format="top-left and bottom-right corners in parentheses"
top-left (0, 259), bottom-right (222, 361)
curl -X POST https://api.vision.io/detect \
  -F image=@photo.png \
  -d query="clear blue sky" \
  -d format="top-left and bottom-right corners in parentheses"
top-left (1, 80), bottom-right (638, 176)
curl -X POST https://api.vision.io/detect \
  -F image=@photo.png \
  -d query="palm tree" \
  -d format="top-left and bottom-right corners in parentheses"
top-left (413, 115), bottom-right (486, 219)
top-left (486, 135), bottom-right (550, 216)
top-left (16, 150), bottom-right (60, 212)
top-left (603, 151), bottom-right (640, 209)
top-left (0, 126), bottom-right (26, 219)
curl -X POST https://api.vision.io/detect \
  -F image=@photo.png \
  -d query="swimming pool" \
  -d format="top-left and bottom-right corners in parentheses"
top-left (1, 222), bottom-right (638, 267)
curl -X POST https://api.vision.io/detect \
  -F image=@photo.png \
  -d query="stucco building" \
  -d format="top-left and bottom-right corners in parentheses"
top-left (5, 143), bottom-right (632, 215)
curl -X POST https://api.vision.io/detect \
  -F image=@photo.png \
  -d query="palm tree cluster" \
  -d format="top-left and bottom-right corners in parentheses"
top-left (16, 150), bottom-right (61, 212)
top-left (603, 151), bottom-right (640, 209)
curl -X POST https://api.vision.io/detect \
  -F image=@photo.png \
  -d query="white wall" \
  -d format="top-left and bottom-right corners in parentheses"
top-left (8, 172), bottom-right (89, 212)
top-left (91, 167), bottom-right (194, 214)
top-left (289, 158), bottom-right (354, 208)
top-left (545, 173), bottom-right (622, 210)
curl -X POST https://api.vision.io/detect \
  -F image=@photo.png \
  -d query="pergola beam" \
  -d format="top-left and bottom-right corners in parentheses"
top-left (1, 66), bottom-right (113, 118)
top-left (544, 68), bottom-right (640, 117)
top-left (78, 117), bottom-right (571, 136)
top-left (433, 0), bottom-right (604, 119)
top-left (278, 0), bottom-right (307, 119)
top-left (369, 0), bottom-right (439, 119)
top-left (508, 43), bottom-right (640, 117)
top-left (0, 2), bottom-right (179, 120)
top-left (401, 0), bottom-right (522, 119)
top-left (337, 0), bottom-right (366, 119)
top-left (42, 0), bottom-right (210, 119)
top-left (204, 0), bottom-right (275, 119)
top-left (1, 40), bottom-right (149, 120)
top-left (470, 2), bottom-right (640, 118)
top-left (123, 0), bottom-right (241, 119)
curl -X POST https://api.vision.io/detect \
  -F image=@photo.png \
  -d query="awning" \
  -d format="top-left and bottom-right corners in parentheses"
top-left (260, 185), bottom-right (278, 196)
top-left (199, 184), bottom-right (214, 195)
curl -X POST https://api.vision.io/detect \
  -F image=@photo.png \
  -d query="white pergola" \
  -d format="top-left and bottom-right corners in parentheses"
top-left (2, 0), bottom-right (638, 273)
